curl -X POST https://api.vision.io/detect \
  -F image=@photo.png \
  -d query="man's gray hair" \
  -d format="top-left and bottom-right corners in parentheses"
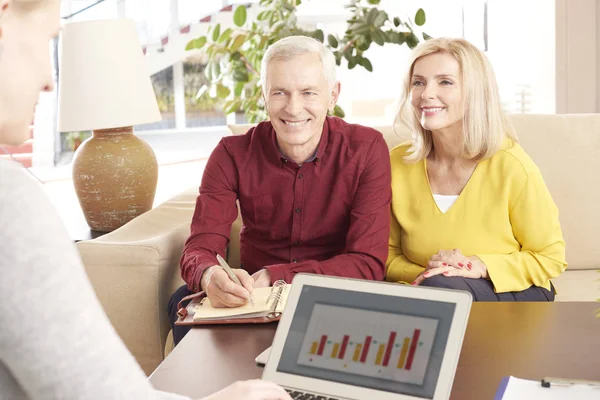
top-left (260, 35), bottom-right (337, 89)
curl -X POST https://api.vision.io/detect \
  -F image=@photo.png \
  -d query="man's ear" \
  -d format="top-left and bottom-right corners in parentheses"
top-left (328, 81), bottom-right (341, 113)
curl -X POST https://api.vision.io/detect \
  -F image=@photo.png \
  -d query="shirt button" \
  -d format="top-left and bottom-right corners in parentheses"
top-left (292, 258), bottom-right (298, 263)
top-left (298, 173), bottom-right (304, 179)
top-left (295, 207), bottom-right (301, 213)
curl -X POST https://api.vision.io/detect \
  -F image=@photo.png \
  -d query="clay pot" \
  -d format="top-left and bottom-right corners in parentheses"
top-left (72, 126), bottom-right (158, 232)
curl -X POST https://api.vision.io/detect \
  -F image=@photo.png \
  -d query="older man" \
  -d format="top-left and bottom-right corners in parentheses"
top-left (168, 35), bottom-right (391, 344)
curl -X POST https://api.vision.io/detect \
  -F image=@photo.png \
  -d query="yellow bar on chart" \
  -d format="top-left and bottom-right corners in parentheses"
top-left (331, 343), bottom-right (340, 358)
top-left (353, 344), bottom-right (363, 362)
top-left (310, 342), bottom-right (318, 355)
top-left (397, 337), bottom-right (411, 369)
top-left (375, 344), bottom-right (385, 365)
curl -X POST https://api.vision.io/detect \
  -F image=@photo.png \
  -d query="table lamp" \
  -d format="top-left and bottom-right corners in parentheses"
top-left (58, 19), bottom-right (162, 232)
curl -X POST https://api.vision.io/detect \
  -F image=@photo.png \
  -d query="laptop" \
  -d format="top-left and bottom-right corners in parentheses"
top-left (261, 273), bottom-right (472, 400)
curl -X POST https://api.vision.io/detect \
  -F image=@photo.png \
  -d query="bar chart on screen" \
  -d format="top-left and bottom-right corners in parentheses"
top-left (297, 304), bottom-right (439, 385)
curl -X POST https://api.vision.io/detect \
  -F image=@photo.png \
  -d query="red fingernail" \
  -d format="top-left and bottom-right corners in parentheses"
top-left (467, 265), bottom-right (472, 270)
top-left (443, 272), bottom-right (449, 276)
top-left (458, 263), bottom-right (464, 267)
top-left (442, 263), bottom-right (447, 266)
top-left (411, 282), bottom-right (417, 286)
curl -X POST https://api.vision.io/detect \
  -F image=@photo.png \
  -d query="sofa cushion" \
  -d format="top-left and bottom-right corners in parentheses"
top-left (553, 270), bottom-right (600, 301)
top-left (508, 114), bottom-right (600, 271)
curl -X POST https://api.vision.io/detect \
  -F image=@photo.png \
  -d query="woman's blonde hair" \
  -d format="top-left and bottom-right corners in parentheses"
top-left (396, 37), bottom-right (517, 163)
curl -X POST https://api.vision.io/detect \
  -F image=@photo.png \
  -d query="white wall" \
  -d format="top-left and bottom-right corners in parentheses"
top-left (555, 0), bottom-right (599, 113)
top-left (487, 0), bottom-right (556, 114)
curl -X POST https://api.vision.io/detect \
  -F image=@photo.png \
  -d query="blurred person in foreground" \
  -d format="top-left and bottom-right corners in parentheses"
top-left (0, 0), bottom-right (290, 399)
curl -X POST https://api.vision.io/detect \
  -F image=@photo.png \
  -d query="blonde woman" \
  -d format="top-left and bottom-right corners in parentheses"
top-left (386, 38), bottom-right (567, 301)
top-left (0, 0), bottom-right (290, 399)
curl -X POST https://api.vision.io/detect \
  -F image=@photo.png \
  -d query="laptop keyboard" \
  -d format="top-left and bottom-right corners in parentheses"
top-left (285, 389), bottom-right (339, 400)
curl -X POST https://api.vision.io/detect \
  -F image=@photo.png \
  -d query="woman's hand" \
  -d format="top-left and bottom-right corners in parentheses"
top-left (412, 249), bottom-right (488, 285)
top-left (201, 380), bottom-right (292, 400)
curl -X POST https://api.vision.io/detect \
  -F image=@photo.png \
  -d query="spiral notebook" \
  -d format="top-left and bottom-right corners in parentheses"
top-left (175, 280), bottom-right (290, 326)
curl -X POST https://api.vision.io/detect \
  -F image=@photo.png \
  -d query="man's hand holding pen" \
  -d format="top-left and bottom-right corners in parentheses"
top-left (202, 265), bottom-right (255, 308)
top-left (201, 255), bottom-right (272, 308)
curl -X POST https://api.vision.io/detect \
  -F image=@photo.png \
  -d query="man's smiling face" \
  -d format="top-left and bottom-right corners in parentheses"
top-left (263, 52), bottom-right (338, 155)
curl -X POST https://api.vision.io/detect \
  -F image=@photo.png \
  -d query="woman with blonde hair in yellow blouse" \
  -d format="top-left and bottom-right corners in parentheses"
top-left (386, 37), bottom-right (567, 301)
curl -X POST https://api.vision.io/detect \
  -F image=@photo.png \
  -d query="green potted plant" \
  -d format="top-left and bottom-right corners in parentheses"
top-left (186, 0), bottom-right (429, 122)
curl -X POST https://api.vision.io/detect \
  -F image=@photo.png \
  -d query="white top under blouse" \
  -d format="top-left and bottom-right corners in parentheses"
top-left (433, 194), bottom-right (459, 213)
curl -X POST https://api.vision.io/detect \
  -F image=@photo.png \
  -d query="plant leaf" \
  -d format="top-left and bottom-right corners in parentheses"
top-left (333, 104), bottom-right (346, 118)
top-left (205, 62), bottom-right (214, 81)
top-left (371, 29), bottom-right (385, 46)
top-left (393, 17), bottom-right (401, 27)
top-left (223, 99), bottom-right (241, 114)
top-left (185, 36), bottom-right (207, 51)
top-left (233, 5), bottom-right (247, 27)
top-left (406, 32), bottom-right (419, 48)
top-left (423, 32), bottom-right (432, 40)
top-left (415, 8), bottom-right (426, 26)
top-left (219, 28), bottom-right (233, 44)
top-left (234, 82), bottom-right (245, 97)
top-left (216, 84), bottom-right (231, 99)
top-left (229, 34), bottom-right (246, 52)
top-left (257, 10), bottom-right (268, 21)
top-left (327, 34), bottom-right (339, 48)
top-left (210, 62), bottom-right (221, 81)
top-left (373, 10), bottom-right (388, 28)
top-left (233, 68), bottom-right (250, 83)
top-left (212, 24), bottom-right (221, 42)
top-left (348, 57), bottom-right (357, 70)
top-left (349, 22), bottom-right (370, 35)
top-left (359, 57), bottom-right (373, 72)
top-left (366, 7), bottom-right (378, 25)
top-left (313, 29), bottom-right (324, 43)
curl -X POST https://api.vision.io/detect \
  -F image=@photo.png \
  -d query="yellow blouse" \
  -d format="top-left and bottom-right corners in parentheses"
top-left (386, 140), bottom-right (567, 292)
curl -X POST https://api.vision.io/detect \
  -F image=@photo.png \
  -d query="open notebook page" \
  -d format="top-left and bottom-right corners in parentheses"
top-left (192, 285), bottom-right (289, 321)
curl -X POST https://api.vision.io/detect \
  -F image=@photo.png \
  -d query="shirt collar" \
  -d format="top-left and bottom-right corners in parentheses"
top-left (271, 117), bottom-right (332, 166)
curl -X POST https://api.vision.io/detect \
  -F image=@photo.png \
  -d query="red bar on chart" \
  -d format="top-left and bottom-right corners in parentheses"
top-left (317, 335), bottom-right (328, 356)
top-left (338, 335), bottom-right (350, 359)
top-left (360, 336), bottom-right (372, 363)
top-left (405, 329), bottom-right (421, 370)
top-left (382, 331), bottom-right (397, 367)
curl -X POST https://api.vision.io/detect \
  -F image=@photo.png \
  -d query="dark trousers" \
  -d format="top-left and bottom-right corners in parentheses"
top-left (167, 284), bottom-right (195, 346)
top-left (420, 275), bottom-right (555, 301)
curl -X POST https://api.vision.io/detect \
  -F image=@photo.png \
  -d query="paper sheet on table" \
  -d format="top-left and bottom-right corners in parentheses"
top-left (494, 376), bottom-right (600, 400)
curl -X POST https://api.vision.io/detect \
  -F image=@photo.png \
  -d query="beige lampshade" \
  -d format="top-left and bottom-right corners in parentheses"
top-left (58, 18), bottom-right (161, 131)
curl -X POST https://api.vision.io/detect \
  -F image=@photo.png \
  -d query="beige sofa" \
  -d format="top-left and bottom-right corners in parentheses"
top-left (76, 114), bottom-right (600, 375)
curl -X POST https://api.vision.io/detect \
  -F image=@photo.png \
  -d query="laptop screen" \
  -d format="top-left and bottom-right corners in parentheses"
top-left (276, 285), bottom-right (456, 399)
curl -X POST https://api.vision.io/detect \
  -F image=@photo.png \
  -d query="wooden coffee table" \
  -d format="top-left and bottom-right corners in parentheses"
top-left (149, 302), bottom-right (600, 399)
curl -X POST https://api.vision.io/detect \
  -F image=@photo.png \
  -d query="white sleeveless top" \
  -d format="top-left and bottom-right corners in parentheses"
top-left (433, 194), bottom-right (459, 213)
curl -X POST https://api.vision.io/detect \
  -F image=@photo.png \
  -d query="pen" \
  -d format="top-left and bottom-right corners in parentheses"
top-left (541, 377), bottom-right (600, 388)
top-left (216, 254), bottom-right (255, 307)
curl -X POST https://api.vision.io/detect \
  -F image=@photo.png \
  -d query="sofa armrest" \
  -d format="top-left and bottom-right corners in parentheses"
top-left (76, 188), bottom-right (198, 375)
